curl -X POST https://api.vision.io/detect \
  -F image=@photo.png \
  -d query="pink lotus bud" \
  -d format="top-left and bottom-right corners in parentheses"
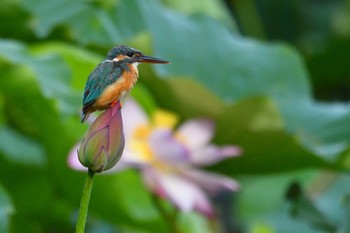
top-left (78, 104), bottom-right (124, 173)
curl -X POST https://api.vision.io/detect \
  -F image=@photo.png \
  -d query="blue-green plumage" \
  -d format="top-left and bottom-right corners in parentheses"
top-left (81, 45), bottom-right (170, 123)
top-left (83, 61), bottom-right (128, 108)
top-left (81, 61), bottom-right (131, 122)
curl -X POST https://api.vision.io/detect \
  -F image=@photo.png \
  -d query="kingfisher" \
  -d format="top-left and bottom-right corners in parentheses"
top-left (81, 45), bottom-right (170, 123)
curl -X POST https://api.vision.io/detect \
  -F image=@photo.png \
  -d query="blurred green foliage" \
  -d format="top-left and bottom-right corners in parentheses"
top-left (0, 0), bottom-right (350, 232)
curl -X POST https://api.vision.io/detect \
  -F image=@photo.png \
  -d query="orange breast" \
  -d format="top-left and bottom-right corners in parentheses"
top-left (93, 68), bottom-right (138, 110)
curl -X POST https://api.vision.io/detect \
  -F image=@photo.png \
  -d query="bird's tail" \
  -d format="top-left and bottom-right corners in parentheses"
top-left (81, 111), bottom-right (90, 123)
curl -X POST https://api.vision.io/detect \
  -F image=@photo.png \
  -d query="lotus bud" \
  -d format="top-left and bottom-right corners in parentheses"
top-left (78, 103), bottom-right (124, 173)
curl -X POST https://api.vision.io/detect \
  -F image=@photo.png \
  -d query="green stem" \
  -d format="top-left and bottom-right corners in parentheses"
top-left (151, 194), bottom-right (181, 233)
top-left (209, 217), bottom-right (221, 233)
top-left (75, 169), bottom-right (95, 233)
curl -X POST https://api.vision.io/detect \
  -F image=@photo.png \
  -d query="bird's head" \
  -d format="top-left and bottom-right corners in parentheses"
top-left (106, 45), bottom-right (170, 65)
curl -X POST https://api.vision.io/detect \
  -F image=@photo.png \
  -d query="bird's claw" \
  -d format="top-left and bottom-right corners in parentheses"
top-left (111, 100), bottom-right (122, 110)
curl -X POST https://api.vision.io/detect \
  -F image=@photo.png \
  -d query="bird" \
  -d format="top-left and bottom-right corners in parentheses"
top-left (81, 45), bottom-right (170, 123)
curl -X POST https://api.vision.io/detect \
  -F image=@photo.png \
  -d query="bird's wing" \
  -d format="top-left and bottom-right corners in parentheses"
top-left (82, 61), bottom-right (123, 108)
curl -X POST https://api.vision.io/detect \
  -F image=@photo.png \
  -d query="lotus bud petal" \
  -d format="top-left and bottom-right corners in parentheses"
top-left (78, 104), bottom-right (125, 173)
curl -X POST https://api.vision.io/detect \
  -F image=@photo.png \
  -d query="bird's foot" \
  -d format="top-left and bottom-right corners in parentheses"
top-left (111, 100), bottom-right (122, 110)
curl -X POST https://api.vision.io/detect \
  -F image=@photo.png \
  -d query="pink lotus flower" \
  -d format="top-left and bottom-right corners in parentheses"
top-left (68, 99), bottom-right (241, 216)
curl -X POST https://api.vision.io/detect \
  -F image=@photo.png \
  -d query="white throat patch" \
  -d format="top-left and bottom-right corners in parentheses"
top-left (104, 57), bottom-right (119, 63)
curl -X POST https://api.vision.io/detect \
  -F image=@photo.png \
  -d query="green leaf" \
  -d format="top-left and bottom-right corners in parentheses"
top-left (0, 63), bottom-right (80, 232)
top-left (141, 77), bottom-right (224, 119)
top-left (137, 0), bottom-right (310, 102)
top-left (179, 213), bottom-right (212, 233)
top-left (130, 84), bottom-right (158, 116)
top-left (341, 195), bottom-right (350, 233)
top-left (17, 0), bottom-right (350, 163)
top-left (313, 174), bottom-right (350, 231)
top-left (237, 171), bottom-right (325, 233)
top-left (128, 0), bottom-right (350, 162)
top-left (0, 95), bottom-right (5, 127)
top-left (0, 39), bottom-right (76, 114)
top-left (20, 0), bottom-right (145, 45)
top-left (142, 77), bottom-right (333, 173)
top-left (29, 42), bottom-right (102, 89)
top-left (285, 182), bottom-right (337, 233)
top-left (21, 0), bottom-right (89, 38)
top-left (250, 222), bottom-right (275, 233)
top-left (112, 171), bottom-right (158, 221)
top-left (162, 0), bottom-right (236, 30)
top-left (278, 102), bottom-right (350, 160)
top-left (0, 185), bottom-right (14, 233)
top-left (215, 97), bottom-right (331, 174)
top-left (0, 127), bottom-right (45, 166)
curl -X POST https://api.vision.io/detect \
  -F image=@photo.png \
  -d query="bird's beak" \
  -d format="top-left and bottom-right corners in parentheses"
top-left (135, 55), bottom-right (170, 64)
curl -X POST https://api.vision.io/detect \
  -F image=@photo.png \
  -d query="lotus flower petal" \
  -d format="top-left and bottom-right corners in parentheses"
top-left (180, 169), bottom-right (240, 194)
top-left (176, 119), bottom-right (214, 150)
top-left (149, 129), bottom-right (189, 163)
top-left (122, 99), bottom-right (149, 139)
top-left (68, 143), bottom-right (86, 171)
top-left (190, 145), bottom-right (242, 165)
top-left (142, 167), bottom-right (214, 216)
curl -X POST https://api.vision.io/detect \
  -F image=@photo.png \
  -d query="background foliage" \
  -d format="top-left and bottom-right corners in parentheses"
top-left (1, 0), bottom-right (350, 232)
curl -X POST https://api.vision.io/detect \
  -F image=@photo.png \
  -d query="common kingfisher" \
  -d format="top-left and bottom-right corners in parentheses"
top-left (81, 45), bottom-right (170, 123)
